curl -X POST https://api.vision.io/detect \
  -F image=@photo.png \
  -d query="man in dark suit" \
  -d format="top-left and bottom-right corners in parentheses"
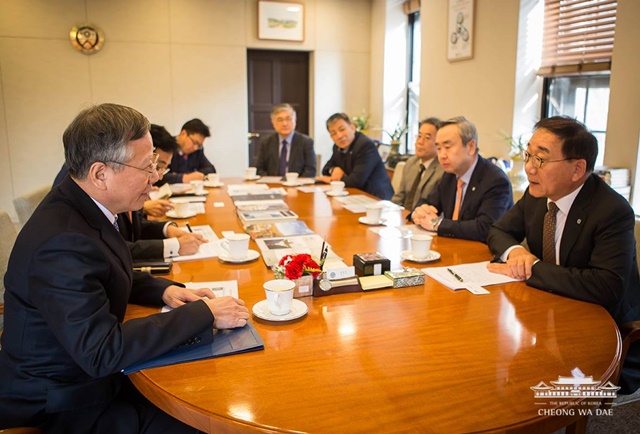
top-left (163, 118), bottom-right (215, 184)
top-left (392, 117), bottom-right (445, 210)
top-left (0, 104), bottom-right (249, 433)
top-left (53, 125), bottom-right (206, 260)
top-left (256, 103), bottom-right (316, 178)
top-left (411, 116), bottom-right (513, 242)
top-left (487, 116), bottom-right (640, 395)
top-left (318, 113), bottom-right (394, 200)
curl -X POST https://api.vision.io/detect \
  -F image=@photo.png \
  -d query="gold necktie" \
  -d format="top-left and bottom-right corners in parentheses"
top-left (452, 178), bottom-right (464, 221)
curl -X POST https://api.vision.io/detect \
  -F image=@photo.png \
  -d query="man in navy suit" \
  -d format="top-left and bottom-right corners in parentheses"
top-left (411, 116), bottom-right (513, 242)
top-left (0, 104), bottom-right (249, 433)
top-left (256, 103), bottom-right (316, 178)
top-left (318, 113), bottom-right (394, 200)
top-left (487, 116), bottom-right (640, 395)
top-left (163, 118), bottom-right (215, 184)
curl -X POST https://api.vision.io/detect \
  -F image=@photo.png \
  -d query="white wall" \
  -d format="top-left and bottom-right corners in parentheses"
top-left (420, 0), bottom-right (520, 158)
top-left (0, 0), bottom-right (374, 220)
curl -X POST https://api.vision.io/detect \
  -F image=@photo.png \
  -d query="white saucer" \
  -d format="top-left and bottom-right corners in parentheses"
top-left (244, 176), bottom-right (261, 181)
top-left (166, 210), bottom-right (197, 219)
top-left (282, 181), bottom-right (301, 187)
top-left (252, 299), bottom-right (308, 322)
top-left (400, 250), bottom-right (441, 263)
top-left (358, 216), bottom-right (386, 226)
top-left (326, 190), bottom-right (349, 197)
top-left (204, 181), bottom-right (224, 188)
top-left (219, 249), bottom-right (260, 263)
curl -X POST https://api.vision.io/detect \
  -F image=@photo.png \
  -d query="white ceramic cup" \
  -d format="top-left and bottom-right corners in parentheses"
top-left (263, 279), bottom-right (295, 316)
top-left (285, 172), bottom-right (299, 184)
top-left (205, 173), bottom-right (220, 184)
top-left (245, 167), bottom-right (257, 179)
top-left (173, 202), bottom-right (191, 218)
top-left (330, 181), bottom-right (345, 194)
top-left (190, 180), bottom-right (205, 194)
top-left (220, 233), bottom-right (250, 260)
top-left (411, 234), bottom-right (433, 259)
top-left (365, 204), bottom-right (383, 224)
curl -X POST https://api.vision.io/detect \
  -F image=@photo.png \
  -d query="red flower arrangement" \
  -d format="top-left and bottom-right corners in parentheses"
top-left (273, 254), bottom-right (322, 280)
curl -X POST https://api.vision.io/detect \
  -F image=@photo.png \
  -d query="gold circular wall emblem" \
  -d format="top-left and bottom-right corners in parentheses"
top-left (69, 25), bottom-right (104, 55)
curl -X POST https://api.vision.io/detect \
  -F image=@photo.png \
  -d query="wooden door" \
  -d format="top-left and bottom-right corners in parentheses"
top-left (247, 50), bottom-right (309, 167)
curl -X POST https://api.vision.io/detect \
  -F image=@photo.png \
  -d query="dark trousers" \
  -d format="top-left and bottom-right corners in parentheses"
top-left (0, 378), bottom-right (199, 434)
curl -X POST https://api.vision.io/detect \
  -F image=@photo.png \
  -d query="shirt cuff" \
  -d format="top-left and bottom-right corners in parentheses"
top-left (162, 221), bottom-right (178, 237)
top-left (502, 245), bottom-right (526, 262)
top-left (163, 238), bottom-right (180, 258)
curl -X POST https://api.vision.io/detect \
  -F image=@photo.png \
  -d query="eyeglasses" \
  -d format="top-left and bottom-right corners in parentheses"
top-left (274, 116), bottom-right (294, 124)
top-left (188, 135), bottom-right (204, 149)
top-left (522, 150), bottom-right (573, 169)
top-left (106, 153), bottom-right (159, 175)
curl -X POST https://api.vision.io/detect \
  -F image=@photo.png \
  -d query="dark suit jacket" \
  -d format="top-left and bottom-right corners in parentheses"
top-left (163, 149), bottom-right (215, 184)
top-left (487, 174), bottom-right (640, 394)
top-left (0, 176), bottom-right (213, 431)
top-left (414, 155), bottom-right (513, 242)
top-left (322, 132), bottom-right (394, 200)
top-left (256, 132), bottom-right (316, 177)
top-left (118, 211), bottom-right (168, 260)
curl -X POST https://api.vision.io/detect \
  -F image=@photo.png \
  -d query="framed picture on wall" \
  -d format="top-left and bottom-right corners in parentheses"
top-left (447, 0), bottom-right (474, 61)
top-left (258, 1), bottom-right (304, 42)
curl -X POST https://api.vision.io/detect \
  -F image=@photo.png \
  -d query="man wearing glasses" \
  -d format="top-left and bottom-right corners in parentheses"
top-left (255, 103), bottom-right (316, 178)
top-left (162, 118), bottom-right (215, 184)
top-left (487, 116), bottom-right (640, 396)
top-left (0, 104), bottom-right (249, 433)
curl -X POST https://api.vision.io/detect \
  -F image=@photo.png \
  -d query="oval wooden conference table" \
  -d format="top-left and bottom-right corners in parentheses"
top-left (126, 179), bottom-right (621, 434)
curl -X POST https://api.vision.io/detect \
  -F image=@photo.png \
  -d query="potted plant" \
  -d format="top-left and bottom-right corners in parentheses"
top-left (273, 253), bottom-right (322, 298)
top-left (501, 132), bottom-right (528, 191)
top-left (385, 123), bottom-right (408, 157)
top-left (351, 111), bottom-right (370, 134)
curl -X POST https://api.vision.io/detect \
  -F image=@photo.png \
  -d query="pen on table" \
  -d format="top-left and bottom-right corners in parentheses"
top-left (447, 268), bottom-right (464, 282)
top-left (185, 222), bottom-right (193, 233)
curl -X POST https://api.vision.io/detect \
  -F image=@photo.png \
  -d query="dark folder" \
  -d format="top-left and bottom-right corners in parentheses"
top-left (123, 321), bottom-right (264, 375)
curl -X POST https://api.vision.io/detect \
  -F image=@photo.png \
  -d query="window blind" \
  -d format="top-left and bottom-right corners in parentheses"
top-left (539, 0), bottom-right (617, 76)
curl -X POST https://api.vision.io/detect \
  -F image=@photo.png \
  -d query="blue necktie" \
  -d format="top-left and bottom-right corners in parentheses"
top-left (278, 140), bottom-right (288, 176)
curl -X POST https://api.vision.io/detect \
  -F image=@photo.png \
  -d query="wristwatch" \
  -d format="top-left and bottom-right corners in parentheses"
top-left (430, 216), bottom-right (443, 231)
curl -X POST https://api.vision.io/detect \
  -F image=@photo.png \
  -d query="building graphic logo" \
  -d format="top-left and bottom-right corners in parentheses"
top-left (531, 375), bottom-right (620, 399)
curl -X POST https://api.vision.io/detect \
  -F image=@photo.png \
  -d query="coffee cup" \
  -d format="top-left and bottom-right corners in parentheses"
top-left (205, 173), bottom-right (220, 184)
top-left (263, 279), bottom-right (295, 316)
top-left (220, 233), bottom-right (250, 260)
top-left (411, 234), bottom-right (433, 259)
top-left (330, 181), bottom-right (345, 194)
top-left (190, 180), bottom-right (205, 194)
top-left (365, 204), bottom-right (383, 224)
top-left (173, 202), bottom-right (191, 218)
top-left (245, 167), bottom-right (257, 179)
top-left (285, 172), bottom-right (299, 184)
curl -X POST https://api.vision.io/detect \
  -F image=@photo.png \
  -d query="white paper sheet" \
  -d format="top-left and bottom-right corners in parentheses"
top-left (161, 280), bottom-right (239, 312)
top-left (422, 261), bottom-right (520, 295)
top-left (171, 225), bottom-right (221, 262)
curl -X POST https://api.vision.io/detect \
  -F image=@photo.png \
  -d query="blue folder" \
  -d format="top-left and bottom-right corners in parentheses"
top-left (123, 322), bottom-right (264, 375)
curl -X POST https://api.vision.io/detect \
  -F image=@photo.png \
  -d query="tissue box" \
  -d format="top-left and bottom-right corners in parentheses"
top-left (384, 268), bottom-right (426, 288)
top-left (353, 252), bottom-right (391, 277)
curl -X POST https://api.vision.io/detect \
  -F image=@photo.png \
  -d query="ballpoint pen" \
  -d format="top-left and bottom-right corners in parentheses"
top-left (186, 222), bottom-right (193, 233)
top-left (447, 268), bottom-right (464, 282)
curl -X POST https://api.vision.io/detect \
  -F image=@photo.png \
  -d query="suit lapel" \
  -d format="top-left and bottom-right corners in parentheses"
top-left (418, 160), bottom-right (436, 193)
top-left (61, 178), bottom-right (133, 285)
top-left (459, 156), bottom-right (485, 218)
top-left (559, 176), bottom-right (594, 265)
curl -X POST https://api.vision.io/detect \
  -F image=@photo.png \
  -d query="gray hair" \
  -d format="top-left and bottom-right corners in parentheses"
top-left (64, 103), bottom-right (150, 180)
top-left (271, 103), bottom-right (296, 119)
top-left (440, 116), bottom-right (479, 150)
